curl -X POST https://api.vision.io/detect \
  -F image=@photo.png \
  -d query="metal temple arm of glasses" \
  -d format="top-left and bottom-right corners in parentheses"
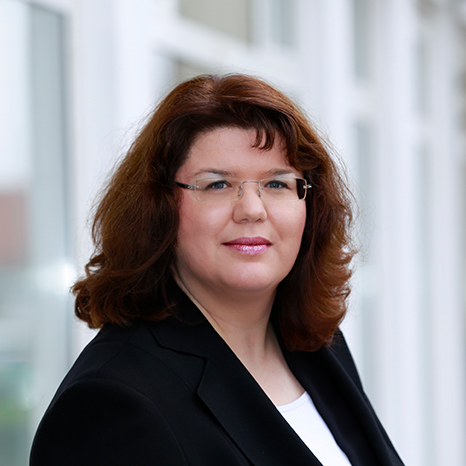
top-left (175, 182), bottom-right (196, 190)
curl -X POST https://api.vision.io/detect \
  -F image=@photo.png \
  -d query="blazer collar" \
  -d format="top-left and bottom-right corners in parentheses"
top-left (282, 336), bottom-right (403, 466)
top-left (149, 281), bottom-right (323, 466)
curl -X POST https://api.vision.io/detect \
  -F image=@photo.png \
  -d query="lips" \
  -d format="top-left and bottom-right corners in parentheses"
top-left (223, 237), bottom-right (271, 255)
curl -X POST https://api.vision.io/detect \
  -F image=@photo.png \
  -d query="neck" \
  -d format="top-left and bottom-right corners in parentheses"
top-left (173, 273), bottom-right (305, 407)
top-left (174, 273), bottom-right (276, 365)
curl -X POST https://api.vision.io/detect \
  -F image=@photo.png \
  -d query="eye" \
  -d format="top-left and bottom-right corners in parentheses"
top-left (203, 180), bottom-right (232, 190)
top-left (263, 179), bottom-right (291, 189)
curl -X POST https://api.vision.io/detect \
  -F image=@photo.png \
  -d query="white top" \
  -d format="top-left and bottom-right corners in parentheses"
top-left (277, 391), bottom-right (352, 466)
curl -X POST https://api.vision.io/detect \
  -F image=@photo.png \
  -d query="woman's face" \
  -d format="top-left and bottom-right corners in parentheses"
top-left (175, 127), bottom-right (307, 300)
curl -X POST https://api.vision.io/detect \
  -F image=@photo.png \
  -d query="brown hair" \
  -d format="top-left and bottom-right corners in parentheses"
top-left (73, 74), bottom-right (355, 351)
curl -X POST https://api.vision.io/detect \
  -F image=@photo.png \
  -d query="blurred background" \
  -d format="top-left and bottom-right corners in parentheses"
top-left (1, 0), bottom-right (466, 464)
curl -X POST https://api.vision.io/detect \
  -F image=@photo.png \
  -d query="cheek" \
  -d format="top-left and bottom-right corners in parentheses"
top-left (275, 204), bottom-right (306, 240)
top-left (295, 203), bottom-right (307, 230)
top-left (291, 213), bottom-right (307, 257)
top-left (176, 209), bottom-right (203, 275)
top-left (177, 202), bottom-right (201, 255)
top-left (279, 206), bottom-right (307, 272)
top-left (177, 200), bottom-right (230, 255)
top-left (285, 207), bottom-right (307, 271)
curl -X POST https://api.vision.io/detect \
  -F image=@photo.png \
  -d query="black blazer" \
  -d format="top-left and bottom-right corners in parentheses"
top-left (31, 285), bottom-right (404, 465)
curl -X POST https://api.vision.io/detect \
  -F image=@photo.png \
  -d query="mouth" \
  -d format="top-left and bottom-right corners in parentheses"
top-left (222, 237), bottom-right (271, 255)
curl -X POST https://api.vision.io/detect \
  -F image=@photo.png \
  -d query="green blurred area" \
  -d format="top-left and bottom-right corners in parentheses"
top-left (0, 362), bottom-right (33, 466)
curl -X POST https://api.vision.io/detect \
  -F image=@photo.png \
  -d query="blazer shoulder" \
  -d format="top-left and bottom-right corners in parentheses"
top-left (53, 323), bottom-right (170, 399)
top-left (326, 329), bottom-right (365, 391)
top-left (31, 377), bottom-right (189, 466)
top-left (57, 325), bottom-right (141, 383)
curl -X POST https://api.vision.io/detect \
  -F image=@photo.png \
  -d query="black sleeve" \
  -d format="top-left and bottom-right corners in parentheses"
top-left (30, 378), bottom-right (189, 466)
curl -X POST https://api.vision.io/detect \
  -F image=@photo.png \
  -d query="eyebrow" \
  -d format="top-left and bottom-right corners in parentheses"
top-left (193, 168), bottom-right (299, 178)
top-left (193, 169), bottom-right (235, 177)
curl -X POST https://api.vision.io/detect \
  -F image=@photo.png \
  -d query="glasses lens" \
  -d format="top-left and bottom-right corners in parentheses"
top-left (260, 177), bottom-right (306, 201)
top-left (195, 178), bottom-right (239, 201)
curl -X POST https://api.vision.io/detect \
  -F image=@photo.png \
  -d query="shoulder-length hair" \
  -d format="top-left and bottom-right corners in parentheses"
top-left (73, 74), bottom-right (356, 352)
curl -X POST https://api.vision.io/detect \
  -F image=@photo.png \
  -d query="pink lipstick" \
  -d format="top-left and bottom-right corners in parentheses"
top-left (223, 237), bottom-right (271, 255)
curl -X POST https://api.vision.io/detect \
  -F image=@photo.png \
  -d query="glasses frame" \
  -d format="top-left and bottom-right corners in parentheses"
top-left (175, 178), bottom-right (312, 202)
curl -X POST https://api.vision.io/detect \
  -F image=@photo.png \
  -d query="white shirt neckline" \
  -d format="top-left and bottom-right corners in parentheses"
top-left (277, 391), bottom-right (352, 466)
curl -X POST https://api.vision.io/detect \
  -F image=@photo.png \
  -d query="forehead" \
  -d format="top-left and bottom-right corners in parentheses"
top-left (178, 127), bottom-right (299, 178)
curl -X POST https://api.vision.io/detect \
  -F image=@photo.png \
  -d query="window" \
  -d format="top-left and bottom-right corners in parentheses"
top-left (0, 3), bottom-right (71, 464)
top-left (179, 0), bottom-right (251, 42)
top-left (352, 0), bottom-right (374, 80)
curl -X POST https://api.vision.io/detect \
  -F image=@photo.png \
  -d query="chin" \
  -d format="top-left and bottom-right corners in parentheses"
top-left (221, 271), bottom-right (284, 295)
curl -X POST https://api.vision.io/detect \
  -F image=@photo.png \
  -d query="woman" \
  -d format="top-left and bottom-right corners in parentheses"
top-left (31, 74), bottom-right (404, 465)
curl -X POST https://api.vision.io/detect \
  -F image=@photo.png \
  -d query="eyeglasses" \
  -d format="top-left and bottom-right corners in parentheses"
top-left (175, 177), bottom-right (312, 202)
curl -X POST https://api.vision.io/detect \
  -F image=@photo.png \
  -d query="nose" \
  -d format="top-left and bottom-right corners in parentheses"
top-left (232, 181), bottom-right (267, 223)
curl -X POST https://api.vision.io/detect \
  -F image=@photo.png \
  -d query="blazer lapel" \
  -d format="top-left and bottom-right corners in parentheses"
top-left (198, 340), bottom-right (323, 466)
top-left (151, 285), bottom-right (322, 466)
top-left (283, 335), bottom-right (404, 466)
